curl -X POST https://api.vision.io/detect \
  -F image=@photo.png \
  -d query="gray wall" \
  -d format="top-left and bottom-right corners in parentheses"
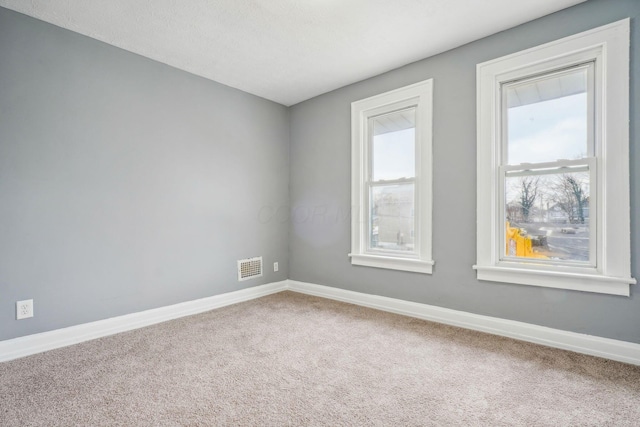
top-left (289, 0), bottom-right (640, 344)
top-left (3, 0), bottom-right (639, 346)
top-left (0, 7), bottom-right (289, 341)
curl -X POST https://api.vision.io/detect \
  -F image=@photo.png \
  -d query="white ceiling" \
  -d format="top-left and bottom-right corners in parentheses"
top-left (0, 0), bottom-right (585, 106)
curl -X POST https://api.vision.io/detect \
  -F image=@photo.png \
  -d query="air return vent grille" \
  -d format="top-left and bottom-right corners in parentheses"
top-left (237, 256), bottom-right (263, 281)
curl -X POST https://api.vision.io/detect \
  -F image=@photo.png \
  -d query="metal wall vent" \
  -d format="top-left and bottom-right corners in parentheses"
top-left (237, 256), bottom-right (263, 281)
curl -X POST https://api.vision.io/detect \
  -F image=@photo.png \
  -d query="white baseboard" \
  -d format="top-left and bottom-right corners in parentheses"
top-left (0, 281), bottom-right (288, 362)
top-left (3, 279), bottom-right (639, 366)
top-left (286, 280), bottom-right (640, 366)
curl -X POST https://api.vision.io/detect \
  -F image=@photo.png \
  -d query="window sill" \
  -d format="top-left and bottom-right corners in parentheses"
top-left (473, 265), bottom-right (635, 296)
top-left (349, 253), bottom-right (434, 274)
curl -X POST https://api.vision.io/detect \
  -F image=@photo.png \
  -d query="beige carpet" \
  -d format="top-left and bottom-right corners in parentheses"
top-left (1, 291), bottom-right (640, 426)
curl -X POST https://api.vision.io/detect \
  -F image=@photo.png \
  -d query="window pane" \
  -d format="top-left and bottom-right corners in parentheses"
top-left (505, 67), bottom-right (590, 165)
top-left (370, 183), bottom-right (415, 252)
top-left (504, 171), bottom-right (590, 262)
top-left (371, 108), bottom-right (415, 181)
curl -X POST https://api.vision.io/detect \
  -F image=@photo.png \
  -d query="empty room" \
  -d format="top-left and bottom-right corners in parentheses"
top-left (1, 0), bottom-right (640, 425)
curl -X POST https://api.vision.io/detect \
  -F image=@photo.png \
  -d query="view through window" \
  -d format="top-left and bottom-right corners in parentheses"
top-left (502, 65), bottom-right (593, 264)
top-left (369, 108), bottom-right (416, 253)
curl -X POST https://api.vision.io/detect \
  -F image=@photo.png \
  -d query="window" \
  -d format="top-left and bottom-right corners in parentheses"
top-left (350, 80), bottom-right (434, 274)
top-left (475, 19), bottom-right (635, 295)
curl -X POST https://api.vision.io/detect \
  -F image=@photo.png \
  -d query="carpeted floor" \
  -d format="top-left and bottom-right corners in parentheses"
top-left (2, 291), bottom-right (640, 426)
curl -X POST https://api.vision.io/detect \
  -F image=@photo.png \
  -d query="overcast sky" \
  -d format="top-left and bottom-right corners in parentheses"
top-left (507, 93), bottom-right (588, 165)
top-left (372, 128), bottom-right (415, 181)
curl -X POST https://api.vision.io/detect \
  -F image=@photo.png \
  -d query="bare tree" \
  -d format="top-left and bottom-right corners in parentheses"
top-left (552, 173), bottom-right (589, 224)
top-left (566, 175), bottom-right (588, 224)
top-left (518, 177), bottom-right (539, 223)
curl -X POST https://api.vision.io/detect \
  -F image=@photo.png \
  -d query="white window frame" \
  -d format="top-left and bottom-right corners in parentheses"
top-left (475, 19), bottom-right (635, 296)
top-left (350, 80), bottom-right (434, 274)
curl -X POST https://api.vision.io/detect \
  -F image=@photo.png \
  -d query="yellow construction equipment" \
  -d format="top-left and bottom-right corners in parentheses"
top-left (505, 222), bottom-right (548, 259)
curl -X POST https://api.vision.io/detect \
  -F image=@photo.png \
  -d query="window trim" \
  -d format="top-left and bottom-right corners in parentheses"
top-left (474, 19), bottom-right (635, 296)
top-left (350, 79), bottom-right (434, 274)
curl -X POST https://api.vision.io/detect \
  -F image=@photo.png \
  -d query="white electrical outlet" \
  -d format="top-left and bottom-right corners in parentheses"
top-left (16, 299), bottom-right (34, 320)
top-left (274, 262), bottom-right (279, 272)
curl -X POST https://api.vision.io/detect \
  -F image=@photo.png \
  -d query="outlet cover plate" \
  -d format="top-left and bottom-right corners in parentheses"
top-left (16, 299), bottom-right (34, 320)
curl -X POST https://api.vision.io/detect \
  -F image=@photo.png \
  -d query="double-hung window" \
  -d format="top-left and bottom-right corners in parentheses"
top-left (475, 19), bottom-right (635, 295)
top-left (350, 80), bottom-right (434, 274)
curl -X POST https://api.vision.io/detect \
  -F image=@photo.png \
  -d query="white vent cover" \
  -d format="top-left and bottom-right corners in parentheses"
top-left (237, 256), bottom-right (263, 281)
